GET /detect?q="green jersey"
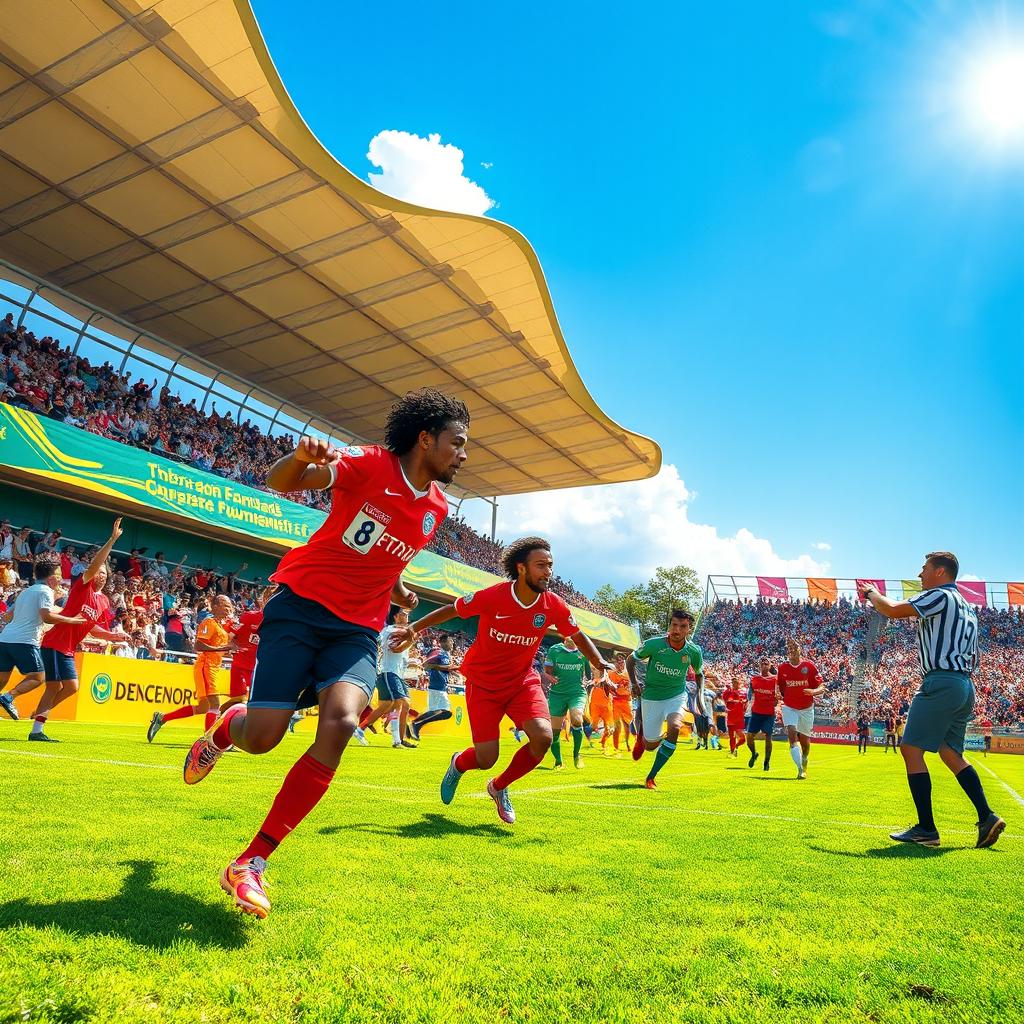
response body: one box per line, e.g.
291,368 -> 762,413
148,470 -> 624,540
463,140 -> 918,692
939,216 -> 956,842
633,636 -> 703,701
545,643 -> 589,695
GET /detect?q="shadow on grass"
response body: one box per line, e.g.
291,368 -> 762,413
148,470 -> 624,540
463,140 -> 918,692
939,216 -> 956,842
0,860 -> 248,950
806,842 -> 959,859
321,813 -> 510,840
590,782 -> 646,791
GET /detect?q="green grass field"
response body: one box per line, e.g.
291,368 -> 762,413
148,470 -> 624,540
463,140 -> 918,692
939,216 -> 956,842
0,722 -> 1021,1024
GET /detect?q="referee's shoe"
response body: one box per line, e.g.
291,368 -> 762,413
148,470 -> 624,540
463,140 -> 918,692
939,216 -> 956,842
890,824 -> 941,847
976,812 -> 1006,849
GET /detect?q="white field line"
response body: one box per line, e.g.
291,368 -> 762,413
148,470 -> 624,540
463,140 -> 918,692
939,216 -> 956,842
970,756 -> 1024,809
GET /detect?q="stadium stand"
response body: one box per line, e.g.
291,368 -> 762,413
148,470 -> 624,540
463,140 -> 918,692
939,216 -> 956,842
699,597 -> 1024,728
0,311 -> 611,616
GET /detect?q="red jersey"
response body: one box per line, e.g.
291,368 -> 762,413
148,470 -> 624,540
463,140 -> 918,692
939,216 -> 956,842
228,609 -> 264,670
749,674 -> 779,715
776,660 -> 823,711
454,582 -> 578,693
40,576 -> 111,655
721,685 -> 747,725
272,445 -> 447,632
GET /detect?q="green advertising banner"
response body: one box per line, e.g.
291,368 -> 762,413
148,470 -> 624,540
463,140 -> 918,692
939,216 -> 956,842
0,404 -> 637,648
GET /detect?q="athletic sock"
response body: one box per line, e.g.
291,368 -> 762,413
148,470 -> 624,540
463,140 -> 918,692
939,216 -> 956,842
647,739 -> 676,781
163,704 -> 196,723
955,765 -> 992,822
239,752 -> 334,861
493,744 -> 544,789
550,734 -> 562,766
204,711 -> 217,731
390,719 -> 401,743
31,714 -> 46,735
790,743 -> 802,771
211,704 -> 246,751
358,705 -> 373,729
413,709 -> 452,733
907,771 -> 936,831
571,726 -> 584,760
454,747 -> 479,773
613,730 -> 620,751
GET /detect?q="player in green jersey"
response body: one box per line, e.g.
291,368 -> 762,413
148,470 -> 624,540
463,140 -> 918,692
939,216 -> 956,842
544,635 -> 591,769
625,609 -> 704,789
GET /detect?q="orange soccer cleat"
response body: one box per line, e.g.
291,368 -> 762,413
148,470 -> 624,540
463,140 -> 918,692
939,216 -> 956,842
221,857 -> 270,918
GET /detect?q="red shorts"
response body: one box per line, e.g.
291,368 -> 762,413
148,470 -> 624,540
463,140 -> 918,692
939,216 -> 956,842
229,663 -> 253,699
465,677 -> 548,743
727,717 -> 746,732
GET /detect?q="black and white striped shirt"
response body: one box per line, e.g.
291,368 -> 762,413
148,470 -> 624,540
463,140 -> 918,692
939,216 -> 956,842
908,584 -> 978,675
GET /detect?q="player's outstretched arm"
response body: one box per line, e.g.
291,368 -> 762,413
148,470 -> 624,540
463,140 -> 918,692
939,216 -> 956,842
391,579 -> 419,611
83,517 -> 122,584
573,632 -> 613,674
266,436 -> 337,493
860,585 -> 918,620
387,603 -> 459,652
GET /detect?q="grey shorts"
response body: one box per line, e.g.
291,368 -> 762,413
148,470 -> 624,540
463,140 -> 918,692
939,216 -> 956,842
902,671 -> 974,754
428,689 -> 451,712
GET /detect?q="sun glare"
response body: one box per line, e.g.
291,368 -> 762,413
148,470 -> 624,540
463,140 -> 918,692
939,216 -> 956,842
959,45 -> 1024,149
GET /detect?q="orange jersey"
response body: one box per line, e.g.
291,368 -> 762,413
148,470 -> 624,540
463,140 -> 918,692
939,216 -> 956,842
195,616 -> 230,669
608,670 -> 632,701
589,686 -> 611,714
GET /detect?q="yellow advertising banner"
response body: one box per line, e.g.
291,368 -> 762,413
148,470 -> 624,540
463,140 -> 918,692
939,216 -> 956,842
902,579 -> 923,597
75,653 -> 229,726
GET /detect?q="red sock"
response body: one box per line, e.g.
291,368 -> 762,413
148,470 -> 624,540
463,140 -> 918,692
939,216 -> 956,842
358,705 -> 373,729
212,704 -> 245,750
493,743 -> 543,790
454,747 -> 479,773
204,711 -> 217,731
162,704 -> 195,722
239,752 -> 335,862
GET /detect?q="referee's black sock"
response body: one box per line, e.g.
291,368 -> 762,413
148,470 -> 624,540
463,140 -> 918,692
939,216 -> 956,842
955,765 -> 992,822
413,709 -> 452,733
907,772 -> 936,831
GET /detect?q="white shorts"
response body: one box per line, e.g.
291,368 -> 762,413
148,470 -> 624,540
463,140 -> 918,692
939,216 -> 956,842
641,694 -> 686,737
781,705 -> 814,735
427,690 -> 451,712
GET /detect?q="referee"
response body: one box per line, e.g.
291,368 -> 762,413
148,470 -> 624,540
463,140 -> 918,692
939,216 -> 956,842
861,552 -> 1005,849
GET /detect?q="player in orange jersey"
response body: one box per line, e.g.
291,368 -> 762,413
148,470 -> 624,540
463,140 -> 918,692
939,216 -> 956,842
605,652 -> 634,755
148,594 -> 234,741
587,671 -> 615,756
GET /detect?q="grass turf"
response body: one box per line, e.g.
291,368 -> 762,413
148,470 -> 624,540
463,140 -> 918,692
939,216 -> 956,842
0,722 -> 1021,1024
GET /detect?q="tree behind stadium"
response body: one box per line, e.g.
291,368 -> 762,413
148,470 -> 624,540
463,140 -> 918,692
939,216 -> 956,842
594,564 -> 702,636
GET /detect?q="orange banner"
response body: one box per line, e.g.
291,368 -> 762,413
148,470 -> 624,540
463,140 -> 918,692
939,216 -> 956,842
807,578 -> 837,603
1008,583 -> 1024,607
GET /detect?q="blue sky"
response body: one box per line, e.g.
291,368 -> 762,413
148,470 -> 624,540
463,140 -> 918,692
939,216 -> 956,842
251,0 -> 1023,596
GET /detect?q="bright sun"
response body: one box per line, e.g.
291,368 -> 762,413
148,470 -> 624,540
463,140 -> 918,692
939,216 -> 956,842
959,45 -> 1024,148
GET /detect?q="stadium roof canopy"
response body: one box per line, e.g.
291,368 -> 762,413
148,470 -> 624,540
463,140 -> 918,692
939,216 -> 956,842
0,0 -> 661,498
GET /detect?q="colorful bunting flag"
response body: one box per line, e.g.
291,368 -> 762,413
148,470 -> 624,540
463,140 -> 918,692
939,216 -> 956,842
1009,583 -> 1024,607
807,578 -> 838,603
902,579 -> 922,598
956,581 -> 987,606
756,576 -> 789,600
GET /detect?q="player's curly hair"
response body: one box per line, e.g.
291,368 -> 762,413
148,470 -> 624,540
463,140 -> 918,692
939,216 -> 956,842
384,388 -> 470,456
500,536 -> 551,580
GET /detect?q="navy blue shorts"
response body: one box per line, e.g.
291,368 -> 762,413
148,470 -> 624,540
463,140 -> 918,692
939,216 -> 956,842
377,671 -> 409,701
248,585 -> 378,711
0,642 -> 43,675
41,647 -> 76,683
746,712 -> 776,735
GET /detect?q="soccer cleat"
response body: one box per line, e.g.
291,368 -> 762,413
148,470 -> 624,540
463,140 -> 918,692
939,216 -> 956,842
552,762 -> 565,772
183,730 -> 225,785
976,813 -> 1006,849
146,711 -> 164,743
890,824 -> 941,847
797,769 -> 806,780
353,727 -> 369,747
0,692 -> 19,720
440,752 -> 463,805
644,777 -> 658,790
486,779 -> 516,824
574,755 -> 584,770
28,731 -> 58,742
221,857 -> 270,918
392,742 -> 403,749
401,739 -> 418,749
748,751 -> 760,769
763,760 -> 771,771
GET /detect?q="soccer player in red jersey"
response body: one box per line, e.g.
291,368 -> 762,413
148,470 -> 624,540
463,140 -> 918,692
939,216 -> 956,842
182,389 -> 468,918
721,674 -> 748,757
23,518 -> 129,741
776,639 -> 826,779
224,584 -> 276,710
388,537 -> 612,825
744,656 -> 779,770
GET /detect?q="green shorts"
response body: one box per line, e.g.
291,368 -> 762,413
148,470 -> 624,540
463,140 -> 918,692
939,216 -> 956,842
548,689 -> 586,718
902,671 -> 975,754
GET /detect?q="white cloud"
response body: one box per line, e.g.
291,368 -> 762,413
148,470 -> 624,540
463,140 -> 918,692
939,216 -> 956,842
458,464 -> 830,594
366,131 -> 495,216
812,541 -> 832,551
480,161 -> 493,169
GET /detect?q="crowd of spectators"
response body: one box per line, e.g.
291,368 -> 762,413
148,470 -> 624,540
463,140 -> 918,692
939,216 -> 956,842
0,311 -> 612,616
698,597 -> 1024,728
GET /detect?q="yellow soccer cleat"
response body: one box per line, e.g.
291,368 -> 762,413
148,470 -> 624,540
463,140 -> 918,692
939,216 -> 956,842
221,857 -> 270,918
